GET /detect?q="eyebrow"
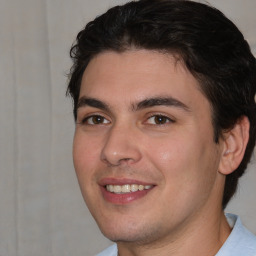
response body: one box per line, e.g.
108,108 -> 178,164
77,96 -> 190,113
134,96 -> 190,112
77,97 -> 110,112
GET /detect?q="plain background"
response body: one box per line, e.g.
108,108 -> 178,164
0,0 -> 255,255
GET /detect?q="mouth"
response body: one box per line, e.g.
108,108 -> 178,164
99,179 -> 155,204
105,184 -> 153,194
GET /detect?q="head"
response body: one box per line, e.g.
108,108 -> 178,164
67,0 -> 256,209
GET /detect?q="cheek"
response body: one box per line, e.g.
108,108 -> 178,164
72,133 -> 101,204
146,135 -> 192,174
72,132 -> 101,184
146,136 -> 220,219
146,132 -> 218,190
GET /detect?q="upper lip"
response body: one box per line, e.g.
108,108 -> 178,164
98,177 -> 155,186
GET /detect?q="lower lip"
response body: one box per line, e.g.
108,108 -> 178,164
100,186 -> 153,204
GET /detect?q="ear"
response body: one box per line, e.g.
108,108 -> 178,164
218,116 -> 250,175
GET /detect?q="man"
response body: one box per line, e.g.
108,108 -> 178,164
67,0 -> 256,255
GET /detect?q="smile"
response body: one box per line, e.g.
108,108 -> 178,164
106,184 -> 153,194
100,178 -> 155,204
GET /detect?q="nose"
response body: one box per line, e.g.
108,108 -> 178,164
100,124 -> 142,166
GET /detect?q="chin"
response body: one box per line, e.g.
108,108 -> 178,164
98,220 -> 141,242
98,220 -> 164,246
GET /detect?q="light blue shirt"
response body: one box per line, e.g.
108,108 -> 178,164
96,214 -> 256,256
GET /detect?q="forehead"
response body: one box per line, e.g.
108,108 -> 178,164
79,50 -> 209,111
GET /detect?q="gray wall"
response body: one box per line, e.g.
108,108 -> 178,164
0,0 -> 255,255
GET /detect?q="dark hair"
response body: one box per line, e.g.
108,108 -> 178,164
67,0 -> 256,208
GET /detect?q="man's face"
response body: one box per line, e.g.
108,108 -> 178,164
73,50 -> 225,245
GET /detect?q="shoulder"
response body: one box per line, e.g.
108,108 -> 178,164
96,244 -> 117,256
216,214 -> 256,256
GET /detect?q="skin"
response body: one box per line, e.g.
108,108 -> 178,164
73,50 -> 237,256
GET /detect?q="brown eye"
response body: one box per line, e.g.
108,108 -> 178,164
83,115 -> 110,125
91,116 -> 104,124
154,116 -> 168,124
147,115 -> 172,125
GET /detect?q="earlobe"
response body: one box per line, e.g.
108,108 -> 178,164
218,116 -> 250,175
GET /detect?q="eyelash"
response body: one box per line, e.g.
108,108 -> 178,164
146,114 -> 174,125
79,115 -> 110,125
78,113 -> 174,127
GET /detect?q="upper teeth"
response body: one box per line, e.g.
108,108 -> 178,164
106,184 -> 152,193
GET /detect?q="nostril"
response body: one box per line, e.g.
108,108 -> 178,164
122,158 -> 132,161
101,156 -> 133,167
